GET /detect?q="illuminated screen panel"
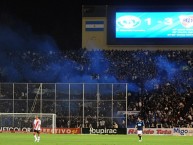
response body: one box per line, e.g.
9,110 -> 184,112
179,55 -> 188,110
107,6 -> 193,45
116,12 -> 193,38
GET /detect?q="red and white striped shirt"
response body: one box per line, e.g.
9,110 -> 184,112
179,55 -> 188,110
33,118 -> 41,131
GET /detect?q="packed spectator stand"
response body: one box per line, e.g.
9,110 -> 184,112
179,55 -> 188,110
0,48 -> 193,129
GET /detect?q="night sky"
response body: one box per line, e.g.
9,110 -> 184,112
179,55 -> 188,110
0,0 -> 82,50
0,0 -> 193,51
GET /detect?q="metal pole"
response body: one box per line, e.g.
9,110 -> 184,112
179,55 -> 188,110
55,83 -> 56,114
13,83 -> 14,113
27,83 -> 28,113
97,83 -> 99,128
69,84 -> 71,126
40,83 -> 42,114
126,83 -> 128,128
13,83 -> 14,127
112,84 -> 114,127
82,83 -> 85,128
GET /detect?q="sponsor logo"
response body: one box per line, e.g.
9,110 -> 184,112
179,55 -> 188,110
179,15 -> 193,28
41,128 -> 80,134
0,127 -> 31,132
89,128 -> 117,134
128,129 -> 172,134
173,128 -> 188,135
156,129 -> 172,134
116,16 -> 141,29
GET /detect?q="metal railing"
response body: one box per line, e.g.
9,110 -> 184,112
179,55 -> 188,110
0,83 -> 138,128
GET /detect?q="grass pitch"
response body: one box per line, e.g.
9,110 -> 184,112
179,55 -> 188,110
0,133 -> 192,145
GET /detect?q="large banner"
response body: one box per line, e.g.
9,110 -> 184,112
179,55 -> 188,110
82,128 -> 126,135
127,128 -> 173,135
1,126 -> 193,136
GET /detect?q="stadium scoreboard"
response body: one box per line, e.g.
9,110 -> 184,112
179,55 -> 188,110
107,6 -> 193,45
82,5 -> 193,49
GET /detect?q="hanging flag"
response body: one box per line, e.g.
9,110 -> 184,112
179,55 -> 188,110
85,21 -> 104,31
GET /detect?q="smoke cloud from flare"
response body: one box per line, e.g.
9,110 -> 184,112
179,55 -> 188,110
0,16 -> 190,95
0,17 -> 119,83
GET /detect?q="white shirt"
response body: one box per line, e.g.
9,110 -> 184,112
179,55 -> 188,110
33,119 -> 41,131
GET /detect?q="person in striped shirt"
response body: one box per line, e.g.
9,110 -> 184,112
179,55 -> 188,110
33,115 -> 41,142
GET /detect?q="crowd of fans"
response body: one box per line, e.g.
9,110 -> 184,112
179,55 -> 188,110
0,48 -> 193,128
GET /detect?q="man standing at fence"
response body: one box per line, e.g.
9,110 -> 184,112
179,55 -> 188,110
33,115 -> 41,142
135,116 -> 145,142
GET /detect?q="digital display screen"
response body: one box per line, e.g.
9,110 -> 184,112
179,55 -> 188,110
107,6 -> 193,45
116,12 -> 193,38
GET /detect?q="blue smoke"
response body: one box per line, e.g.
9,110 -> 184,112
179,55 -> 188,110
144,56 -> 178,91
0,17 -> 119,83
144,55 -> 189,92
156,56 -> 178,80
0,15 -> 192,97
127,83 -> 140,93
88,50 -> 109,75
144,77 -> 161,91
0,20 -> 60,82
